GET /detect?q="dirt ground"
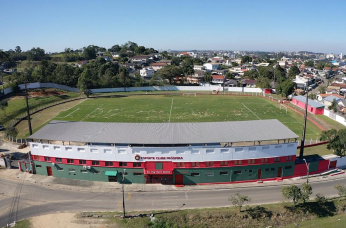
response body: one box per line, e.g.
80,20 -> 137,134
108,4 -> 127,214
16,99 -> 85,137
29,213 -> 113,228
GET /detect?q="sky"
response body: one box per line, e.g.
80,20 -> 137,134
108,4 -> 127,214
1,0 -> 346,54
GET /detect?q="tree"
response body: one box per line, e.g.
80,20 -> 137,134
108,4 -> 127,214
225,72 -> 234,79
83,46 -> 96,60
288,66 -> 300,78
281,185 -> 302,206
276,79 -> 296,97
301,183 -> 313,204
320,129 -> 337,141
109,44 -> 121,53
181,59 -> 194,76
255,76 -> 271,88
308,93 -> 317,100
78,68 -> 92,97
156,65 -> 182,85
318,86 -> 327,94
27,47 -> 46,61
335,184 -> 346,198
241,56 -> 252,63
328,98 -> 338,113
204,72 -> 212,83
15,46 -> 22,53
6,126 -> 18,138
326,129 -> 346,157
171,57 -> 181,66
305,60 -> 314,67
228,193 -> 251,212
244,70 -> 259,79
0,100 -> 8,115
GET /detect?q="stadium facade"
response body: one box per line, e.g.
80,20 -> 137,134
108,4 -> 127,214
25,119 -> 301,185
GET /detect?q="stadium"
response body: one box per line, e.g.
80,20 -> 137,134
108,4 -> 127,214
26,119 -> 299,184
15,92 -> 340,184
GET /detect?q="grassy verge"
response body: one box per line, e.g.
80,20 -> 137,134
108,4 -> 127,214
314,115 -> 346,131
0,89 -> 80,125
297,143 -> 332,157
283,213 -> 346,228
13,219 -> 31,228
91,197 -> 346,228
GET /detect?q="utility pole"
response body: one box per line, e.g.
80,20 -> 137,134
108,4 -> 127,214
122,169 -> 126,219
303,159 -> 309,184
25,81 -> 33,135
299,79 -> 309,159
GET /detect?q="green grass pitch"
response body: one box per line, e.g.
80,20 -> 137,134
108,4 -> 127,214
54,94 -> 321,138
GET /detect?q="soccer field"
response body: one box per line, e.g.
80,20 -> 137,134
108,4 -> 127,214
54,94 -> 321,139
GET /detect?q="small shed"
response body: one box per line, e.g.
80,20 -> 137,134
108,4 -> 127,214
292,95 -> 325,115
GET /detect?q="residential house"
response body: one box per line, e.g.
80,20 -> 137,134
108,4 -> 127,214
158,59 -> 172,65
211,75 -> 225,84
177,52 -> 190,57
224,79 -> 238,87
131,55 -> 152,64
203,63 -> 220,71
112,53 -> 120,58
211,69 -> 228,75
77,60 -> 89,67
278,60 -> 288,67
152,62 -> 168,71
317,93 -> 343,102
241,79 -> 256,88
324,95 -> 342,107
139,67 -> 155,79
193,65 -> 206,71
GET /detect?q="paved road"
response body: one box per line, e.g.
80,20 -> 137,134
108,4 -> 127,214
1,176 -> 346,227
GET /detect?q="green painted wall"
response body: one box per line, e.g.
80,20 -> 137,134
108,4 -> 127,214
33,161 -> 145,184
175,162 -> 295,185
33,161 -> 296,185
308,161 -> 319,173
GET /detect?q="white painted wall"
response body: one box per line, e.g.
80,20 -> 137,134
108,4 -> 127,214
323,108 -> 346,126
30,142 -> 297,163
329,156 -> 346,169
2,82 -> 263,96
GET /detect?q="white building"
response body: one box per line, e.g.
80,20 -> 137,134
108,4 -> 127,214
203,63 -> 220,71
193,65 -> 206,71
140,68 -> 155,78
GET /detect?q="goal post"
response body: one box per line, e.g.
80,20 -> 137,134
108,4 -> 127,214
183,93 -> 197,97
280,104 -> 288,113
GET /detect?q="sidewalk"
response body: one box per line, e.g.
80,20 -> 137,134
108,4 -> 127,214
1,167 -> 345,193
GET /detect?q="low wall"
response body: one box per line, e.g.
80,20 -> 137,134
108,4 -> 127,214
323,108 -> 346,126
3,82 -> 263,95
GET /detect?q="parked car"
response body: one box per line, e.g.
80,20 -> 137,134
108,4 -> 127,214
0,125 -> 4,131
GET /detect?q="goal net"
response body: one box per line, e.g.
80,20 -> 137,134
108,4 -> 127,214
183,93 -> 197,97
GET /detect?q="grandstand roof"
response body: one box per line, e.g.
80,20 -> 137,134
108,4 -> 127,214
29,120 -> 298,144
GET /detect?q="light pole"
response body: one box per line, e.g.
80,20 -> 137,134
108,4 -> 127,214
122,169 -> 126,219
303,159 -> 309,184
299,79 -> 309,159
24,77 -> 33,135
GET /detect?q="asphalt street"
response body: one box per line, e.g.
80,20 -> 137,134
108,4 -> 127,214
1,176 -> 346,227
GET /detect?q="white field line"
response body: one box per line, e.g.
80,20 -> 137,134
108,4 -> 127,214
80,104 -> 104,121
55,99 -> 87,119
242,103 -> 261,120
32,99 -> 87,132
168,98 -> 174,122
55,108 -> 79,118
